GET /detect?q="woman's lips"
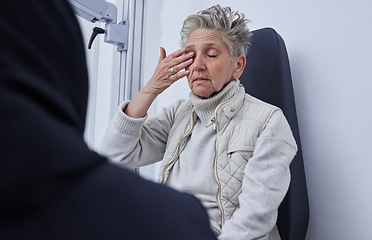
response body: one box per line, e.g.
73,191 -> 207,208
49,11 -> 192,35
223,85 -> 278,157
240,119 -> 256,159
193,78 -> 209,83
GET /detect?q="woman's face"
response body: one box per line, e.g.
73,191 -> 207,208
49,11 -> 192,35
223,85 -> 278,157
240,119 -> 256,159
185,28 -> 245,98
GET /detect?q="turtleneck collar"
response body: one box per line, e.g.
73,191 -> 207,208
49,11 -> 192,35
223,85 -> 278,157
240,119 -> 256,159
189,79 -> 240,126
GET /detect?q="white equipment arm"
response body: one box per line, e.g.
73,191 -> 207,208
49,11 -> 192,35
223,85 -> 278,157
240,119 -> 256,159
69,0 -> 128,51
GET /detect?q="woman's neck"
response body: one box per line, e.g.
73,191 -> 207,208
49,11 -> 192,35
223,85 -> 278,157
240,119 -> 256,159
189,79 -> 240,126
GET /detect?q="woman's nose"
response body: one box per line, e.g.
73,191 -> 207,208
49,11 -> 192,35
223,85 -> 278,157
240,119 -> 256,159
190,55 -> 206,71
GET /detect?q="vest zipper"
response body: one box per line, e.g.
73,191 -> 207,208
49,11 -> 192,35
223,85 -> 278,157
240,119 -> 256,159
160,141 -> 182,184
212,124 -> 224,227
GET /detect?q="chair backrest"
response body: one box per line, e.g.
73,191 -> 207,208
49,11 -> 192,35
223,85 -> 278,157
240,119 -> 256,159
240,27 -> 309,240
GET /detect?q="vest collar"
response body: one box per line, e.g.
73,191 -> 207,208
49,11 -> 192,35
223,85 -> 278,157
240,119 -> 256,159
214,84 -> 246,131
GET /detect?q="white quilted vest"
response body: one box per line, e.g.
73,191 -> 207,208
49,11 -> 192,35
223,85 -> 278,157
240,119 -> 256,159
159,86 -> 277,226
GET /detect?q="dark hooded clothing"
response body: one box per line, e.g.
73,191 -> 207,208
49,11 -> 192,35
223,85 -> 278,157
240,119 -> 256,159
0,1 -> 216,239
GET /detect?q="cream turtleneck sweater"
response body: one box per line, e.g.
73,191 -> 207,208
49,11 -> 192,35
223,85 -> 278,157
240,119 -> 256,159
167,80 -> 240,232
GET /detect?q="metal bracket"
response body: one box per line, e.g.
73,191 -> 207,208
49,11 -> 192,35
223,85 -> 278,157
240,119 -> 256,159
105,20 -> 129,52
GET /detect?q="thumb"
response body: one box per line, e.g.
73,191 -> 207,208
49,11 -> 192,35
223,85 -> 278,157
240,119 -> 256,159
158,47 -> 166,62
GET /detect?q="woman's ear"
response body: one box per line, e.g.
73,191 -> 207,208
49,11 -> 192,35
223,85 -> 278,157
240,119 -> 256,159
233,54 -> 246,79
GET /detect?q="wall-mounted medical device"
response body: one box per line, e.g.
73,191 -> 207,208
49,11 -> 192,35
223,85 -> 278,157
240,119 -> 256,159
68,0 -> 129,51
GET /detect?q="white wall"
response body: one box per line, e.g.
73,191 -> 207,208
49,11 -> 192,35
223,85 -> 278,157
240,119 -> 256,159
144,0 -> 372,239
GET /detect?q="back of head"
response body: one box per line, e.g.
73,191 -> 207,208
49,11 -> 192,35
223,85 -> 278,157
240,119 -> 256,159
180,4 -> 252,57
0,0 -> 98,216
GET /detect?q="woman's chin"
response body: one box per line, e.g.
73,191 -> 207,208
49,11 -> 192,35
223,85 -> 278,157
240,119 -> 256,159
192,90 -> 212,99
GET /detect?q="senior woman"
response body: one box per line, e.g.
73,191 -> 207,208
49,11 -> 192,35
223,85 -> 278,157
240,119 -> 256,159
101,5 -> 297,240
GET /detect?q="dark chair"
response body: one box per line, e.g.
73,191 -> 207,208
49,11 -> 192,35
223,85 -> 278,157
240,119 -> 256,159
240,27 -> 309,240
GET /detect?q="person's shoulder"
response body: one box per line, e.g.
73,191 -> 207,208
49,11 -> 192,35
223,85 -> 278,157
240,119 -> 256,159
155,99 -> 192,124
165,99 -> 192,115
243,93 -> 280,111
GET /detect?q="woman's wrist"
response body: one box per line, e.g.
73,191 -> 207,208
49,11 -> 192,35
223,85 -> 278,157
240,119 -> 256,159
124,88 -> 157,118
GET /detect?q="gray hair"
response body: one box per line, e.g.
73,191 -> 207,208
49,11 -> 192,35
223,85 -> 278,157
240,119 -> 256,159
180,5 -> 252,57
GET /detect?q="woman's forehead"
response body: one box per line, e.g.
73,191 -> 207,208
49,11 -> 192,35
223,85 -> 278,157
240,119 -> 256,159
185,28 -> 228,50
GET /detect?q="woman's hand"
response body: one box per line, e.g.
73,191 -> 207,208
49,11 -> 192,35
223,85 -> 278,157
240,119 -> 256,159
144,47 -> 194,95
124,47 -> 193,118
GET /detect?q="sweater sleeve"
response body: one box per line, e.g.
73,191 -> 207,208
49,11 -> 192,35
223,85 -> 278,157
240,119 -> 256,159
218,110 -> 297,240
100,100 -> 184,168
